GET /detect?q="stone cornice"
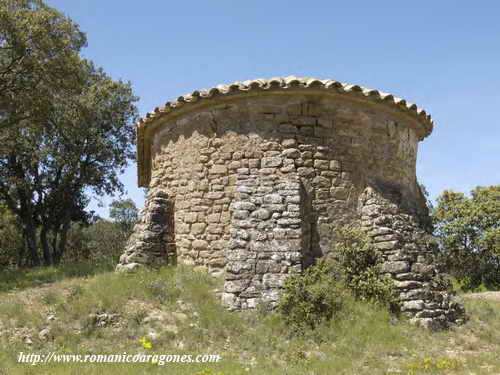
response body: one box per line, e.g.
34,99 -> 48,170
137,76 -> 434,187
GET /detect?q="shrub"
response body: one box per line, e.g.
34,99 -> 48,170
62,219 -> 128,268
334,226 -> 398,308
278,226 -> 398,334
278,258 -> 348,333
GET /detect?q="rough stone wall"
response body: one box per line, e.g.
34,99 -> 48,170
116,189 -> 173,272
359,185 -> 465,329
223,171 -> 306,310
116,92 -> 464,327
138,96 -> 423,277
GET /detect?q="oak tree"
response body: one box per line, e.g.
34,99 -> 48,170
433,186 -> 500,290
0,56 -> 138,266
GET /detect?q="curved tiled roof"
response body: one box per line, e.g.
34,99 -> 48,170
140,75 -> 433,128
137,76 -> 434,186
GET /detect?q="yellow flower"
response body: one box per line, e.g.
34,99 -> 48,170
139,336 -> 153,349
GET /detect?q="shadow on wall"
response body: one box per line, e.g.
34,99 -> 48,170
301,181 -> 322,269
369,178 -> 431,232
164,199 -> 177,265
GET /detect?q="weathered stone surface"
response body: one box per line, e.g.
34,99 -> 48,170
116,189 -> 171,272
222,174 -> 305,309
261,157 -> 282,168
401,300 -> 424,311
117,76 -> 465,328
381,261 -> 410,274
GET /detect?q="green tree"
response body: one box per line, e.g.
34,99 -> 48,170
109,198 -> 139,234
0,203 -> 24,267
62,219 -> 127,268
0,9 -> 138,268
0,59 -> 138,266
0,0 -> 86,130
433,186 -> 500,290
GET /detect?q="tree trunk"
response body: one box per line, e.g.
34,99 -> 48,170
51,230 -> 59,264
53,214 -> 71,265
23,219 -> 40,267
19,198 -> 40,267
40,225 -> 52,266
17,234 -> 27,268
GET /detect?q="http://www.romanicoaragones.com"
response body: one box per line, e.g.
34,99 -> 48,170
17,352 -> 222,366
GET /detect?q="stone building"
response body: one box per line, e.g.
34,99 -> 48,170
117,76 -> 464,328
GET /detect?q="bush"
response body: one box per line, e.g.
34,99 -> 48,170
278,258 -> 348,334
62,219 -> 128,268
334,226 -> 398,308
278,226 -> 398,334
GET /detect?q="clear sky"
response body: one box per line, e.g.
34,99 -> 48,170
45,0 -> 500,218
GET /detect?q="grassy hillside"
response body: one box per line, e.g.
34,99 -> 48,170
0,264 -> 499,375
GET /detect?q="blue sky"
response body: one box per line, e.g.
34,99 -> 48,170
46,0 -> 500,217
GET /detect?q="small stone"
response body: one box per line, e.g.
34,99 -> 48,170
209,165 -> 228,174
184,212 -> 197,223
395,280 -> 422,289
229,161 -> 241,169
282,138 -> 297,147
237,168 -> 250,175
282,148 -> 300,158
232,201 -> 256,211
259,168 -> 277,175
374,240 -> 399,250
374,234 -> 398,242
286,195 -> 300,204
285,204 -> 299,213
232,151 -> 244,160
261,157 -> 282,168
237,185 -> 254,194
297,167 -> 315,177
381,261 -> 409,274
400,289 -> 428,300
233,210 -> 249,219
314,160 -> 330,170
191,223 -> 207,235
401,300 -> 424,311
192,240 -> 208,250
248,159 -> 260,168
231,229 -> 250,240
263,194 -> 283,204
251,209 -> 271,220
38,328 -> 51,341
277,218 -> 301,226
206,191 -> 225,200
312,176 -> 330,188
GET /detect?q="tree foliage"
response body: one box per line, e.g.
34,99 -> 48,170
0,0 -> 138,267
433,185 -> 500,290
63,219 -> 129,267
0,0 -> 86,130
109,198 -> 139,234
0,203 -> 23,267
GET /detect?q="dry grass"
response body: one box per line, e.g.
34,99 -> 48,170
0,264 -> 499,375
